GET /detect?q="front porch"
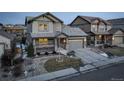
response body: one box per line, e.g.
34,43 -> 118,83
94,35 -> 112,46
88,35 -> 112,47
33,38 -> 55,54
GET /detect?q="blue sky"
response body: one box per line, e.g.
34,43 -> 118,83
0,12 -> 124,24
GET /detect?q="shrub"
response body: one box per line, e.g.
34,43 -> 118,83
13,64 -> 23,77
1,53 -> 12,67
27,44 -> 34,57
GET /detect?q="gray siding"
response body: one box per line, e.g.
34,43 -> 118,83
70,17 -> 91,32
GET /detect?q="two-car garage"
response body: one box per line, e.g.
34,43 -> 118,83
68,38 -> 86,50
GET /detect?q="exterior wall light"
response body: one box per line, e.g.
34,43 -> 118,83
112,36 -> 115,40
99,35 -> 102,38
84,38 -> 86,42
63,39 -> 66,43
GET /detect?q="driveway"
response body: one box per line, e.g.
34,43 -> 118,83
75,48 -> 109,64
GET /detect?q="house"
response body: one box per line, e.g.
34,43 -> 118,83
107,18 -> 124,47
25,12 -> 87,55
3,24 -> 27,42
70,16 -> 112,47
0,30 -> 15,58
108,18 -> 124,30
108,28 -> 124,47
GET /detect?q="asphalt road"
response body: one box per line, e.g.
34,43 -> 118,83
61,62 -> 124,81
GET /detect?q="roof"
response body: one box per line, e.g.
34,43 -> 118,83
108,28 -> 124,34
62,25 -> 88,37
26,12 -> 63,24
0,30 -> 15,40
108,18 -> 124,25
31,33 -> 56,38
108,18 -> 124,30
91,31 -> 110,35
71,16 -> 110,25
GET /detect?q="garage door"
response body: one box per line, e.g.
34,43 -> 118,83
68,40 -> 84,50
114,36 -> 123,45
0,44 -> 4,58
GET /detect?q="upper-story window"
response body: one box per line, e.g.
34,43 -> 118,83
99,25 -> 105,32
92,25 -> 97,32
38,23 -> 48,31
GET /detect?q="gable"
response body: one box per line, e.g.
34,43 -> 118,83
28,12 -> 63,24
114,30 -> 124,35
71,16 -> 90,25
36,16 -> 52,22
92,19 -> 99,24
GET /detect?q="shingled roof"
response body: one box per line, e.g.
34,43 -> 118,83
62,25 -> 88,37
108,28 -> 124,34
0,30 -> 14,40
108,18 -> 124,25
79,16 -> 110,25
25,12 -> 63,24
108,18 -> 124,30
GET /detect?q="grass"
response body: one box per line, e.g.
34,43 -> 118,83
44,57 -> 82,72
102,47 -> 124,56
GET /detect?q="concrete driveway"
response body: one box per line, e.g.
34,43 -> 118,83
75,48 -> 109,64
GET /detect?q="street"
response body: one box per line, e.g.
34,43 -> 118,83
61,62 -> 124,81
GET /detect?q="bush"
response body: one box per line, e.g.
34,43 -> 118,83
44,57 -> 82,72
27,44 -> 34,57
45,52 -> 49,55
1,53 -> 12,67
13,64 -> 23,77
13,57 -> 24,65
12,57 -> 24,77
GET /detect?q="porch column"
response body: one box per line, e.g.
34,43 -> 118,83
66,38 -> 69,50
55,38 -> 58,51
33,39 -> 36,55
94,36 -> 97,46
84,37 -> 87,48
104,35 -> 107,44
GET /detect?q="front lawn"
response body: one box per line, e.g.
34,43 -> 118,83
102,47 -> 124,56
44,57 -> 82,72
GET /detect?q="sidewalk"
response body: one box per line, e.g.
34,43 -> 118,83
21,56 -> 124,81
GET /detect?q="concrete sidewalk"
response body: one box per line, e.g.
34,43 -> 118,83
21,68 -> 78,81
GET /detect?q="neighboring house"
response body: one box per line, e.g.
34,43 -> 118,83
25,12 -> 87,54
108,28 -> 124,47
3,24 -> 27,42
108,18 -> 124,30
0,30 -> 14,58
70,16 -> 112,46
107,18 -> 124,47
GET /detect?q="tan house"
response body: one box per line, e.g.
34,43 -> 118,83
70,16 -> 112,47
109,28 -> 124,47
25,12 -> 87,54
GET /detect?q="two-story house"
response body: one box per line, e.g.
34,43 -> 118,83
70,16 -> 112,47
25,12 -> 87,55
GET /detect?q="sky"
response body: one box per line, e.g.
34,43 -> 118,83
0,12 -> 124,25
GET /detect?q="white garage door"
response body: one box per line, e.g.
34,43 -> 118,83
68,40 -> 83,50
114,36 -> 123,45
0,44 -> 4,58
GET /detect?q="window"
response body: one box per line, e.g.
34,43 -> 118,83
92,25 -> 96,32
39,23 -> 48,31
39,38 -> 48,44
